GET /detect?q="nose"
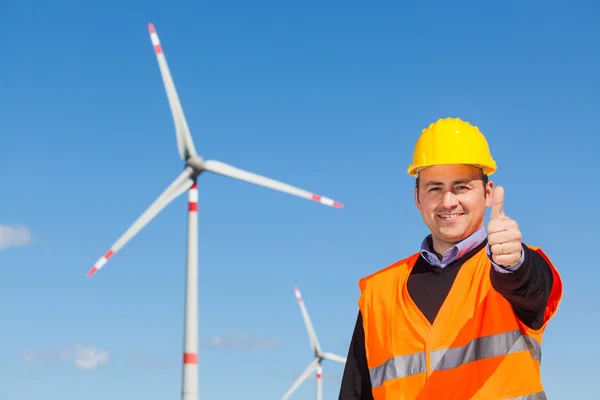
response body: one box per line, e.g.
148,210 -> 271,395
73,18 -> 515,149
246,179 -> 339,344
441,191 -> 459,208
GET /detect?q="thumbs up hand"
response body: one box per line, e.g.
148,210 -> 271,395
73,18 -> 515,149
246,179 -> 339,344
487,186 -> 523,267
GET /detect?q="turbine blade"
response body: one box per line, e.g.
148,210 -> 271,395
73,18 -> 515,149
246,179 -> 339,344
294,286 -> 322,354
86,167 -> 195,277
323,352 -> 347,364
281,358 -> 319,400
148,22 -> 197,160
202,160 -> 343,209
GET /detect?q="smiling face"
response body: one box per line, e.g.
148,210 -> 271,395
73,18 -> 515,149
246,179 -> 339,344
414,164 -> 494,254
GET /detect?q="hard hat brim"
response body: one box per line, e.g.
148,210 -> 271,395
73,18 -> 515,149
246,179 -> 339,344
408,163 -> 497,177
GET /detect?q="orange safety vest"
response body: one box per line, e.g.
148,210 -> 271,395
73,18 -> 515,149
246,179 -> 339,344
358,244 -> 562,400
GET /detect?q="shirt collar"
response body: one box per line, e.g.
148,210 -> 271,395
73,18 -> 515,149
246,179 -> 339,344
420,226 -> 487,268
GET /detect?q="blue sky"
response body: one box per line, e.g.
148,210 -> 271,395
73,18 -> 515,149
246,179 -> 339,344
1,0 -> 599,398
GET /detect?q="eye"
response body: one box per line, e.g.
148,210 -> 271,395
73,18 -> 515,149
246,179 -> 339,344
455,185 -> 469,192
428,187 -> 441,192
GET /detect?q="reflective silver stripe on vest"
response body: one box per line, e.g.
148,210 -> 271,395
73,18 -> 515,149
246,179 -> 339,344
507,391 -> 547,400
369,330 -> 541,389
524,335 -> 542,362
369,352 -> 427,388
430,330 -> 541,371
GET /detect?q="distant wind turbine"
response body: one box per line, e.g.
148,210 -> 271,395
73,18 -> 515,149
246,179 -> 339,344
281,286 -> 347,400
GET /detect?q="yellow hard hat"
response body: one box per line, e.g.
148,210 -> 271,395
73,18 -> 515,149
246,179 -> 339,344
407,117 -> 497,177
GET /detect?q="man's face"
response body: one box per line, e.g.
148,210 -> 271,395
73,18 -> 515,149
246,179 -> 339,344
414,164 -> 494,250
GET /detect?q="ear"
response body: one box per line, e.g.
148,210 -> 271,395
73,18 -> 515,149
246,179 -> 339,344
414,185 -> 421,210
484,180 -> 495,208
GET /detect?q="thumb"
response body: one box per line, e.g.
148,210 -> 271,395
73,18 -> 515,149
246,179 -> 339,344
490,186 -> 505,219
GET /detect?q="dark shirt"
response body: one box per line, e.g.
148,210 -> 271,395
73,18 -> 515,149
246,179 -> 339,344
337,239 -> 554,400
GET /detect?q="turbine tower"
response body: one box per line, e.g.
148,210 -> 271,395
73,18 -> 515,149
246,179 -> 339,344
281,286 -> 347,400
86,23 -> 343,400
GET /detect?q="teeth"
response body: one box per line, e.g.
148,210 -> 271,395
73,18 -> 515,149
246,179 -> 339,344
440,214 -> 461,219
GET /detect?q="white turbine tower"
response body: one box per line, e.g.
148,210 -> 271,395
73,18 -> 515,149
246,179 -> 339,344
281,286 -> 347,400
86,23 -> 344,400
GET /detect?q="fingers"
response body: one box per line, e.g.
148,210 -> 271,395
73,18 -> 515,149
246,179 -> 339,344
486,191 -> 523,267
487,228 -> 522,246
491,252 -> 521,267
489,241 -> 521,256
487,218 -> 519,236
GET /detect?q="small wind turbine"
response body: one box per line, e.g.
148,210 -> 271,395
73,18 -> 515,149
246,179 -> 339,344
281,286 -> 347,400
86,23 -> 343,400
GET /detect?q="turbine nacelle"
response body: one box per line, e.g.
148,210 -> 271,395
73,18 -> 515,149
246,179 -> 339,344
186,155 -> 206,173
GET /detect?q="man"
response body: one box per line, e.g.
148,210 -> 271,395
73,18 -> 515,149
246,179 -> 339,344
338,117 -> 562,400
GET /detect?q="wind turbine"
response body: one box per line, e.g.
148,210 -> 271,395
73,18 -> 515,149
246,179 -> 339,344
281,286 -> 347,400
86,23 -> 343,400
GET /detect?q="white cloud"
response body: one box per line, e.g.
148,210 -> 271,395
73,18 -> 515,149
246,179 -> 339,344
0,224 -> 33,250
206,332 -> 282,350
21,345 -> 109,370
